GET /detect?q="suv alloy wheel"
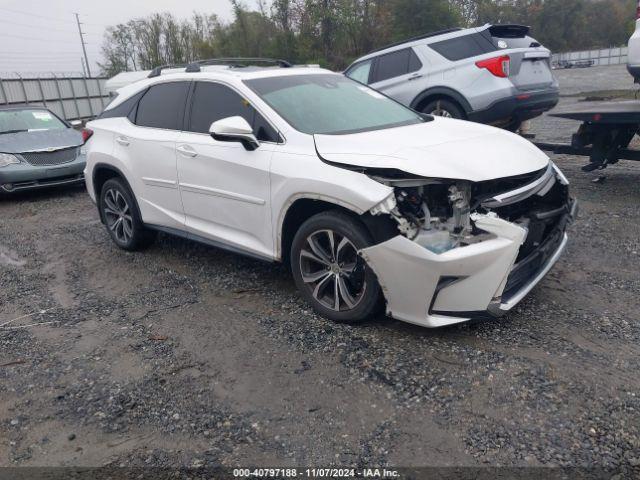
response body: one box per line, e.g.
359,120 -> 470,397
99,178 -> 156,251
290,211 -> 383,323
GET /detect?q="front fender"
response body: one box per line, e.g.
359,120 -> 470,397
270,151 -> 393,259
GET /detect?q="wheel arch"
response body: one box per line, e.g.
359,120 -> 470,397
277,195 -> 398,264
410,87 -> 472,117
92,163 -> 139,224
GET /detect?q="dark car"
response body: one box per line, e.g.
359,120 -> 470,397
0,105 -> 91,193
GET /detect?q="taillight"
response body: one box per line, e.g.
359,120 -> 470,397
637,0 -> 640,19
476,55 -> 510,78
81,128 -> 94,143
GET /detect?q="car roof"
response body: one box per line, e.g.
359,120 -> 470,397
349,24 -> 490,64
107,66 -> 336,110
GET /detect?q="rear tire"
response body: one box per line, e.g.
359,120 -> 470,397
422,98 -> 464,119
99,178 -> 156,251
290,210 -> 383,324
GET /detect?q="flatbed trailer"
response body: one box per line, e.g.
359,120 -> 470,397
533,100 -> 640,171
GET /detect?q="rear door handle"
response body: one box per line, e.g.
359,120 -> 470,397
408,73 -> 423,81
115,136 -> 130,146
176,144 -> 198,158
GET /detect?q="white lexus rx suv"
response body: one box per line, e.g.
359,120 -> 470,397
84,60 -> 576,328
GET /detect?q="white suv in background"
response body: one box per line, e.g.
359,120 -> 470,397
628,1 -> 640,81
84,60 -> 575,328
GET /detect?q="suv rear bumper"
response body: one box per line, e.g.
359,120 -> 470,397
469,88 -> 559,126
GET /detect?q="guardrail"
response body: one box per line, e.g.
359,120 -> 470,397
552,46 -> 628,68
0,74 -> 109,121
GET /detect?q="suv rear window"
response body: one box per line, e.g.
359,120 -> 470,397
370,48 -> 422,83
429,33 -> 496,61
483,25 -> 536,49
135,82 -> 190,130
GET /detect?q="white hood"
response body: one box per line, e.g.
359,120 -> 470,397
314,117 -> 549,182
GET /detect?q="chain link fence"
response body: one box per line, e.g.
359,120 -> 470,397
552,46 -> 628,68
0,73 -> 109,121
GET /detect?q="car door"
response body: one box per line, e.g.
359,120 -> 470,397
115,81 -> 190,229
369,48 -> 424,106
175,81 -> 279,259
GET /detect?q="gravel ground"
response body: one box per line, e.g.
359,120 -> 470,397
1,66 -> 640,476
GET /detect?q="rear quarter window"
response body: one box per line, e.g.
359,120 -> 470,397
429,33 -> 496,61
135,82 -> 190,130
98,90 -> 147,120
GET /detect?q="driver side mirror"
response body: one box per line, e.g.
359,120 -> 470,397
209,116 -> 259,151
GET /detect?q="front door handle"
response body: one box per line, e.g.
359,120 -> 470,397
177,145 -> 198,158
115,136 -> 130,146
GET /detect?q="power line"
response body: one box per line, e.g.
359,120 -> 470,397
0,18 -> 102,35
0,6 -> 78,24
0,33 -> 85,44
0,53 -> 100,58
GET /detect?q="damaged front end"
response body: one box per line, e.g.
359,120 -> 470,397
361,163 -> 577,328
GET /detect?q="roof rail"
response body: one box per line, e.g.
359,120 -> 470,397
369,28 -> 463,54
148,64 -> 187,78
186,57 -> 292,72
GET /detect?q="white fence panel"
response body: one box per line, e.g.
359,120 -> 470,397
552,46 -> 628,68
0,75 -> 110,121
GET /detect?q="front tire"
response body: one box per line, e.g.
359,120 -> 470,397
290,210 -> 383,323
99,178 -> 156,251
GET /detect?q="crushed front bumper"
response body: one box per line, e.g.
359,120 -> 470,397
360,198 -> 577,328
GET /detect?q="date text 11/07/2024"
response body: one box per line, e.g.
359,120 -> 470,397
232,468 -> 400,478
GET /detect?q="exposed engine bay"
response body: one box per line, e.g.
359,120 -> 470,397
368,163 -> 571,257
358,162 -> 576,328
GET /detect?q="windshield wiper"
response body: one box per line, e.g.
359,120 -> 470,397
0,129 -> 28,135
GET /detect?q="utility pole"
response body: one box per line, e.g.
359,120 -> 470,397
74,13 -> 91,77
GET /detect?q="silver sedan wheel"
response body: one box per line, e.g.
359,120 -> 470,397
430,101 -> 453,118
103,188 -> 133,244
299,229 -> 367,312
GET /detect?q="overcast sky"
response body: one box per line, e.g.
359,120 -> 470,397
0,0 -> 234,76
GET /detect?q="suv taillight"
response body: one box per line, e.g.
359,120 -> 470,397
476,55 -> 510,78
81,128 -> 94,143
637,0 -> 640,19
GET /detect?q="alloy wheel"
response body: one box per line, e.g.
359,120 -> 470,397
430,100 -> 453,118
299,229 -> 367,312
103,188 -> 133,244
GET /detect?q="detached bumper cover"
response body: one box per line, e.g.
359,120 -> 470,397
360,198 -> 577,328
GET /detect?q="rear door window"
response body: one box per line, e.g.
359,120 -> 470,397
429,33 -> 496,61
371,48 -> 422,83
188,81 -> 280,142
135,82 -> 190,130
